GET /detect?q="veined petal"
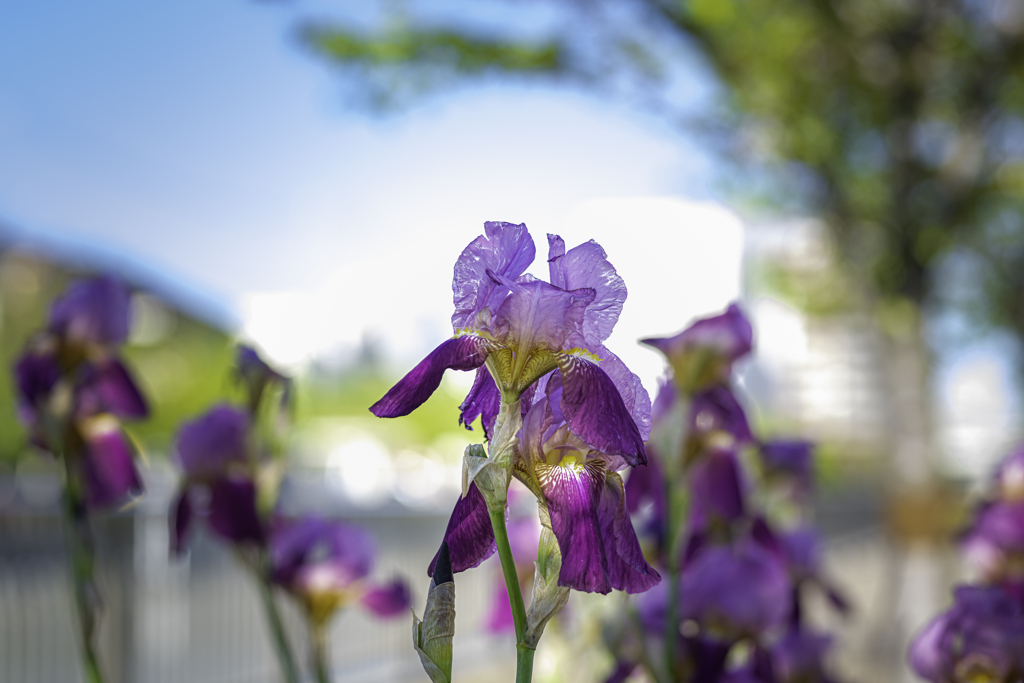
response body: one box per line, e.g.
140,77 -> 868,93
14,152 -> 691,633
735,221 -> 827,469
490,273 -> 594,351
557,354 -> 646,466
599,472 -> 660,593
360,578 -> 412,618
452,222 -> 536,330
428,482 -> 496,576
208,477 -> 265,546
371,335 -> 494,418
459,367 -> 500,439
547,234 -> 627,345
586,341 -> 652,442
49,274 -> 132,346
80,418 -> 143,509
538,456 -> 611,594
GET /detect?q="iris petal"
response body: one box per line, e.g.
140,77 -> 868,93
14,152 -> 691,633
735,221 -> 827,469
452,221 -> 536,330
81,422 -> 143,509
547,234 -> 627,345
557,354 -> 646,466
171,490 -> 192,555
360,578 -> 411,617
428,482 -> 497,576
371,335 -> 494,418
208,477 -> 264,545
599,472 -> 661,593
459,366 -> 500,439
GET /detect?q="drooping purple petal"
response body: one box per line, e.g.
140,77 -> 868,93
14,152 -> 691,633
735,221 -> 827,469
452,222 -> 536,330
538,457 -> 612,593
49,274 -> 132,346
680,539 -> 791,639
175,404 -> 251,479
76,358 -> 149,420
585,341 -> 652,442
13,347 -> 61,408
557,354 -> 646,466
428,482 -> 497,576
491,276 -> 594,355
360,578 -> 412,617
207,476 -> 265,546
599,472 -> 660,593
370,335 -> 494,418
459,367 -> 501,439
80,420 -> 143,509
171,489 -> 193,555
690,386 -> 753,444
688,449 -> 746,533
546,234 -> 627,345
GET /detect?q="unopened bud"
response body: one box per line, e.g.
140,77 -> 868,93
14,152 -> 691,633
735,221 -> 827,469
463,444 -> 509,512
524,513 -> 569,648
413,542 -> 455,683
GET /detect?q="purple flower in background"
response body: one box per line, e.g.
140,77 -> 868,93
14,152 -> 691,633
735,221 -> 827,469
236,344 -> 292,414
961,501 -> 1024,580
772,628 -> 835,683
689,385 -> 754,445
270,517 -> 410,625
171,405 -> 263,552
48,274 -> 132,347
760,440 -> 815,493
371,222 -> 649,465
641,303 -> 753,394
484,515 -> 541,633
687,448 -> 747,534
993,443 -> 1024,501
909,585 -> 1024,683
680,538 -> 791,640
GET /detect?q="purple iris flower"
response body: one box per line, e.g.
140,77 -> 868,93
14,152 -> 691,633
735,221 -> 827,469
760,440 -> 815,493
689,386 -> 754,445
48,274 -> 132,347
908,585 -> 1024,683
687,448 -> 747,534
641,303 -> 753,394
236,344 -> 292,414
270,517 -> 410,624
171,405 -> 264,552
679,537 -> 791,641
960,501 -> 1024,580
772,628 -> 835,683
994,445 -> 1024,501
371,222 -> 648,464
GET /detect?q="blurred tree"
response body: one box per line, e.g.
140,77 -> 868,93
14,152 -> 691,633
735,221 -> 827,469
297,0 -> 1024,482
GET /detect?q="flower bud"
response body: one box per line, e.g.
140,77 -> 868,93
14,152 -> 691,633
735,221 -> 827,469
524,512 -> 569,648
413,542 -> 455,683
463,444 -> 510,512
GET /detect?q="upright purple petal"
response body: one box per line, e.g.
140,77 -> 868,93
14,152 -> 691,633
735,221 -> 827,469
599,472 -> 661,593
49,275 -> 131,346
207,476 -> 265,546
491,276 -> 595,355
557,354 -> 646,466
175,404 -> 250,479
547,234 -> 627,345
76,359 -> 149,420
428,482 -> 497,576
370,335 -> 494,418
271,517 -> 377,588
360,578 -> 412,617
688,449 -> 747,532
452,222 -> 536,330
690,386 -> 753,444
13,347 -> 61,408
80,420 -> 143,509
459,367 -> 501,439
538,457 -> 611,593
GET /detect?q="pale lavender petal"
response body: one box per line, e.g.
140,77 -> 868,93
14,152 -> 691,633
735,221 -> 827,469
688,449 -> 746,532
175,404 -> 250,479
370,335 -> 493,418
171,490 -> 192,555
270,517 -> 332,585
459,367 -> 500,439
507,516 -> 542,563
208,477 -> 265,546
452,222 -> 536,330
428,482 -> 497,576
77,359 -> 149,420
49,274 -> 131,346
557,354 -> 646,466
547,234 -> 627,344
907,613 -> 946,682
81,422 -> 142,509
599,472 -> 660,593
690,386 -> 753,444
360,578 -> 411,617
539,457 -> 611,593
491,276 -> 594,353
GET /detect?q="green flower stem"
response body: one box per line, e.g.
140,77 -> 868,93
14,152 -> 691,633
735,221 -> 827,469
311,621 -> 332,683
256,572 -> 301,683
489,507 -> 534,683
